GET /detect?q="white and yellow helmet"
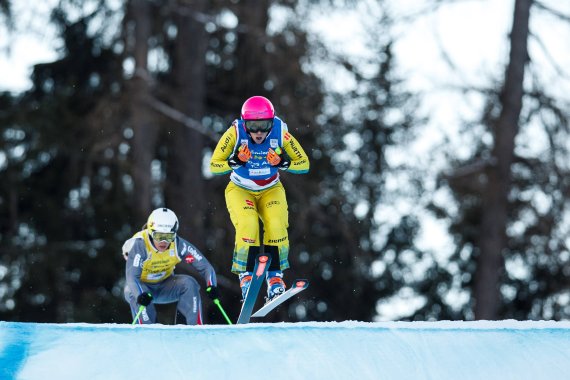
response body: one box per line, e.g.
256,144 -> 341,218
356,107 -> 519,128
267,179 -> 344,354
147,208 -> 178,242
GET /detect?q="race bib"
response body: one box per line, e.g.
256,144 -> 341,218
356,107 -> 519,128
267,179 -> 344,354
249,168 -> 271,176
147,272 -> 166,281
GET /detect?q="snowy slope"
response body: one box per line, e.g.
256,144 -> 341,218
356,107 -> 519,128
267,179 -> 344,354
1,321 -> 570,380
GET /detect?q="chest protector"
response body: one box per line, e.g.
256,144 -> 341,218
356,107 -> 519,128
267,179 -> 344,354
231,117 -> 285,190
138,230 -> 181,283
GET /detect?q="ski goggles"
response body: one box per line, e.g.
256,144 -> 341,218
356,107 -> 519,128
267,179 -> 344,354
245,119 -> 273,133
151,231 -> 176,243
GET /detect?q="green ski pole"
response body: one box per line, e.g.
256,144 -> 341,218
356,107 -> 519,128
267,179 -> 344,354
132,305 -> 145,325
213,298 -> 233,325
207,286 -> 233,325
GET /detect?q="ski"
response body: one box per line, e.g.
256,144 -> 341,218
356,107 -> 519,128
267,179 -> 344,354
236,253 -> 271,324
251,279 -> 309,318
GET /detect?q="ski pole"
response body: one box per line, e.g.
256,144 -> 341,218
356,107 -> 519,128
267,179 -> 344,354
207,286 -> 233,325
132,305 -> 145,325
213,298 -> 233,325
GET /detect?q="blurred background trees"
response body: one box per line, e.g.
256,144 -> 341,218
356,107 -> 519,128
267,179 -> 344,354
0,0 -> 569,323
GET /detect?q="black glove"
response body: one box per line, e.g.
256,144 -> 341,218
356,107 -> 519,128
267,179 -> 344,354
206,286 -> 219,300
277,153 -> 291,170
137,292 -> 153,307
228,154 -> 246,169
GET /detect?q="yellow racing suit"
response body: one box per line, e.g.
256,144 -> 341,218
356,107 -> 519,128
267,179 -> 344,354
210,118 -> 309,273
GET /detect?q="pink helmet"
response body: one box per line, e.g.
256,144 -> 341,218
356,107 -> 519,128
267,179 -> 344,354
241,96 -> 275,120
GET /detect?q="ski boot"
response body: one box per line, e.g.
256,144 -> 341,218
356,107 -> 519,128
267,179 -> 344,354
266,270 -> 286,301
239,272 -> 253,301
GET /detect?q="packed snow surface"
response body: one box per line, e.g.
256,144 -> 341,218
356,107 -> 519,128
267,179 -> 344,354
1,320 -> 570,379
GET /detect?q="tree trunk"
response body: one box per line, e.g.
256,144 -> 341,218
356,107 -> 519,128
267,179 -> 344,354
165,0 -> 208,244
234,0 -> 270,95
474,0 -> 531,320
129,0 -> 158,222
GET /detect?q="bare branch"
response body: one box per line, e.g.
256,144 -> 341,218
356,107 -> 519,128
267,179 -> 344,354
163,2 -> 268,37
529,32 -> 570,80
391,0 -> 485,23
534,1 -> 570,23
146,96 -> 220,142
434,23 -> 460,74
443,157 -> 496,179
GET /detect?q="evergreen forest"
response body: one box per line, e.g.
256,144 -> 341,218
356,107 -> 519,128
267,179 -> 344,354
1,0 -> 570,324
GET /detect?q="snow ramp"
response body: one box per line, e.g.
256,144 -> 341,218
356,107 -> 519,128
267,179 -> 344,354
1,320 -> 570,380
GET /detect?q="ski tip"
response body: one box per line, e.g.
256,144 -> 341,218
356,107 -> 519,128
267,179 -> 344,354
251,279 -> 309,318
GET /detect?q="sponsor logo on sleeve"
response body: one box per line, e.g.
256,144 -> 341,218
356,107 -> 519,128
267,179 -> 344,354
220,134 -> 232,153
289,140 -> 303,159
133,254 -> 141,267
188,246 -> 203,261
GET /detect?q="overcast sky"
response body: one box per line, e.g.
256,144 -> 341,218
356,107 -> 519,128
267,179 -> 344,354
0,0 -> 515,93
4,1 -> 569,99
